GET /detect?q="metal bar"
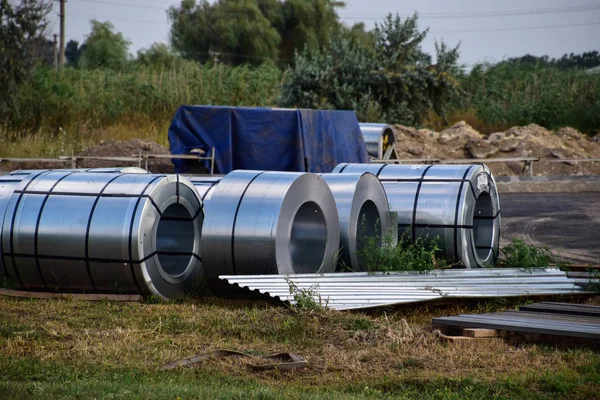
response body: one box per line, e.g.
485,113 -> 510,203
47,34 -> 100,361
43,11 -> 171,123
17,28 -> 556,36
210,147 -> 215,175
432,312 -> 600,339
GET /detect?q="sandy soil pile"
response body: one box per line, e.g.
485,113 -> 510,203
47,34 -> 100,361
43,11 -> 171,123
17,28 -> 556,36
391,122 -> 600,176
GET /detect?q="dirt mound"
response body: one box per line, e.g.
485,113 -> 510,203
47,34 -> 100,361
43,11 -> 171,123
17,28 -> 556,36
76,139 -> 174,173
391,122 -> 600,176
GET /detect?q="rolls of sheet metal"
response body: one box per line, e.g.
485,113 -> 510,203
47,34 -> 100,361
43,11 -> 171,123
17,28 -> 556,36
359,123 -> 396,159
9,167 -> 149,176
333,163 -> 500,268
319,173 -> 395,271
189,177 -> 221,202
1,171 -> 203,299
201,171 -> 340,284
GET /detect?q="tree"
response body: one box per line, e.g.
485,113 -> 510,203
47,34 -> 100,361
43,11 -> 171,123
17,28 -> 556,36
212,0 -> 280,65
79,20 -> 130,70
375,13 -> 429,70
136,42 -> 183,68
280,13 -> 461,125
341,22 -> 376,55
65,39 -> 84,67
276,0 -> 343,61
167,0 -> 344,65
0,0 -> 51,119
168,0 -> 214,62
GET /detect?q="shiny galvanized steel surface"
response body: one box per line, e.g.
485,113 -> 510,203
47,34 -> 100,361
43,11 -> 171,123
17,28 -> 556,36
1,171 -> 203,299
190,177 -> 221,202
221,268 -> 589,310
359,123 -> 396,159
319,173 -> 395,271
333,163 -> 501,268
201,171 -> 340,286
9,167 -> 149,175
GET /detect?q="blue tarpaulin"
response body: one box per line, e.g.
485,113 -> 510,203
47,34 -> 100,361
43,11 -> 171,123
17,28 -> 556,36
168,106 -> 369,174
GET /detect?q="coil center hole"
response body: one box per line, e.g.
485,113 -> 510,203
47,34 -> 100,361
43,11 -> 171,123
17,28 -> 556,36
473,193 -> 495,260
290,202 -> 327,273
356,200 -> 382,268
156,203 -> 194,277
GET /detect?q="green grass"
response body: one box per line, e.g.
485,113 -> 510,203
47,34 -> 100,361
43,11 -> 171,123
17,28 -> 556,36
10,64 -> 282,132
2,62 -> 599,161
0,296 -> 598,399
458,64 -> 600,135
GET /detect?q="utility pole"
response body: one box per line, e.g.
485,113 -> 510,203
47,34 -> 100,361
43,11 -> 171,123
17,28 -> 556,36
53,34 -> 58,69
59,0 -> 66,67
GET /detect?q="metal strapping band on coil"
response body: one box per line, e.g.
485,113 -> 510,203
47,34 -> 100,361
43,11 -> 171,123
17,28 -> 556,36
319,173 -> 396,271
200,171 -> 340,287
333,163 -> 501,268
0,171 -> 203,299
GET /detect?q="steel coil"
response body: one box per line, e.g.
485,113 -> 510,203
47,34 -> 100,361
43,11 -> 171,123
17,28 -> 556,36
9,167 -> 149,175
201,171 -> 340,284
359,123 -> 396,159
319,173 -> 395,271
333,163 -> 500,268
189,177 -> 221,202
1,171 -> 203,299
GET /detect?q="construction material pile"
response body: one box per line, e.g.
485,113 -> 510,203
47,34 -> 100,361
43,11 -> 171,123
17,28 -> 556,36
0,163 -> 501,299
388,122 -> 600,176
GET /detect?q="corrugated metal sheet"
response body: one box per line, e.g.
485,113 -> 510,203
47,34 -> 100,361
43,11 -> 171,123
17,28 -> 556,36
433,303 -> 600,339
220,268 -> 593,310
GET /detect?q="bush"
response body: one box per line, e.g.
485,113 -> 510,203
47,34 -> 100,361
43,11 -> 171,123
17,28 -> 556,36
360,232 -> 448,273
499,239 -> 558,268
279,14 -> 461,125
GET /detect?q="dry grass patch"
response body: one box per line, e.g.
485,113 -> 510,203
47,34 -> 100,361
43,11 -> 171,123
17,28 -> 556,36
0,296 -> 599,399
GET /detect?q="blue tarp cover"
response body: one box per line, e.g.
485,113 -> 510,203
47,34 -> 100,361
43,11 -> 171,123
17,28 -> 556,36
168,106 -> 369,174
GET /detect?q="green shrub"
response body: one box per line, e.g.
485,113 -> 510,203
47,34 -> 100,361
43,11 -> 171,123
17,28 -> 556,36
499,239 -> 557,268
360,231 -> 448,273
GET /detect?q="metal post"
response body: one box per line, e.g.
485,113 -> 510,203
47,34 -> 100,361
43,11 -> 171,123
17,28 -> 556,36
530,160 -> 534,176
210,147 -> 215,175
144,156 -> 148,172
137,151 -> 142,168
59,0 -> 66,68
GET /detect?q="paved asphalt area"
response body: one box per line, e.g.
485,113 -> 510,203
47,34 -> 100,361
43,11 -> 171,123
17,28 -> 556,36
500,193 -> 600,264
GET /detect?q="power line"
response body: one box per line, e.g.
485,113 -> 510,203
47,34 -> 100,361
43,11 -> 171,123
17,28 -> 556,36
340,4 -> 600,20
77,0 -> 167,10
70,11 -> 168,25
431,21 -> 600,34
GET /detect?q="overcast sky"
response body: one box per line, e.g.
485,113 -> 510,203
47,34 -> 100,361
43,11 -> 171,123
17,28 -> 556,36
48,0 -> 600,66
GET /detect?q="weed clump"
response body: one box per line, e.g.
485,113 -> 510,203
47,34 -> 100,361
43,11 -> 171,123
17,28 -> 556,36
360,231 -> 448,273
285,278 -> 324,310
499,239 -> 560,268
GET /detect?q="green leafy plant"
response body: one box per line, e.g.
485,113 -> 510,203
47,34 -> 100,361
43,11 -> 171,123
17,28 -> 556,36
285,278 -> 324,310
499,239 -> 558,268
586,268 -> 600,292
360,230 -> 448,273
0,275 -> 12,289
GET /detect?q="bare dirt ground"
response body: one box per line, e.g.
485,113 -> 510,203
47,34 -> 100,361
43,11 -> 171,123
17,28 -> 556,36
77,138 -> 174,172
500,193 -> 600,264
391,122 -> 600,176
4,139 -> 175,173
